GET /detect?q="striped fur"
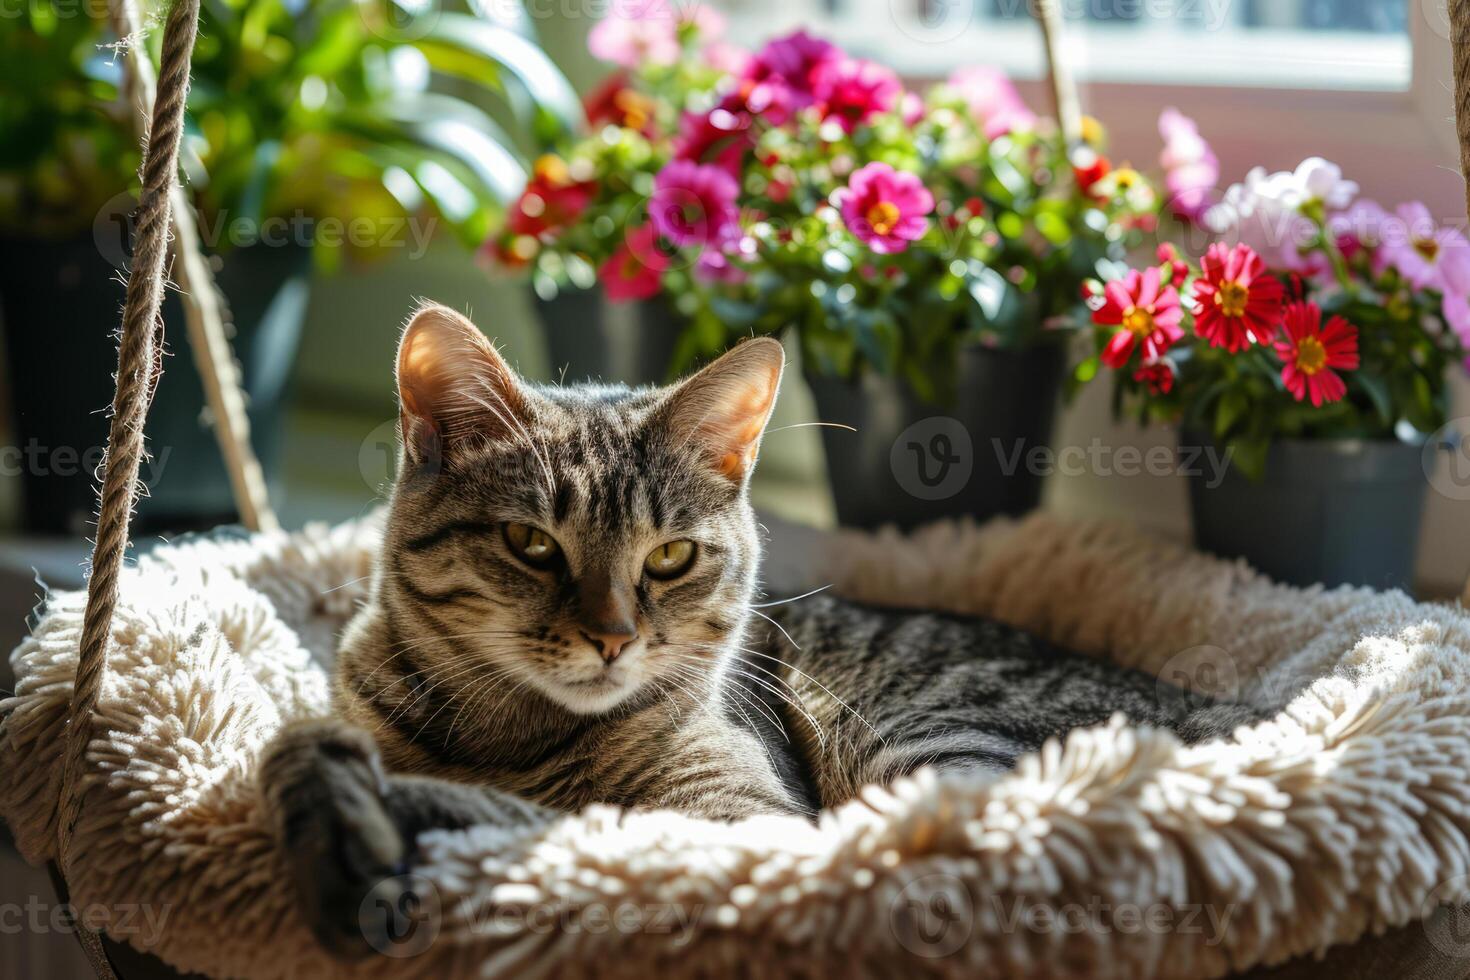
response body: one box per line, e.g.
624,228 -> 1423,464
261,303 -> 1255,957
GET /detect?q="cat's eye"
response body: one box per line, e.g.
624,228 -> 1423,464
504,523 -> 561,567
644,540 -> 696,579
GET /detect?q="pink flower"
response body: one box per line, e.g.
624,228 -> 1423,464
587,0 -> 680,68
744,29 -> 841,107
1375,201 -> 1470,291
650,160 -> 740,247
674,79 -> 789,176
948,65 -> 1035,139
812,58 -> 901,133
1327,198 -> 1388,262
600,224 -> 669,301
835,162 -> 933,254
1157,107 -> 1218,223
1092,266 -> 1184,368
704,41 -> 751,75
1274,301 -> 1358,407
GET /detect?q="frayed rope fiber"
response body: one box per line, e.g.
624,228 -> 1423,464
6,512 -> 1470,978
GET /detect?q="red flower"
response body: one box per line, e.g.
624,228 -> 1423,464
1191,243 -> 1284,353
599,224 -> 669,302
1092,266 -> 1184,368
1273,302 -> 1358,407
1133,360 -> 1175,394
1073,151 -> 1111,197
583,72 -> 657,136
507,156 -> 594,238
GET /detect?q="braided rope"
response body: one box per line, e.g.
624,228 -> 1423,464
1036,0 -> 1083,148
1455,1 -> 1470,608
58,0 -> 201,876
109,0 -> 278,535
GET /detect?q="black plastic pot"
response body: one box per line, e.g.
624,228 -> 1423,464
1182,431 -> 1428,592
0,234 -> 309,535
805,342 -> 1067,530
534,287 -> 684,386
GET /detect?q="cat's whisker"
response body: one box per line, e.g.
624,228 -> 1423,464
748,584 -> 832,609
749,609 -> 801,651
663,646 -> 826,752
739,647 -> 886,745
763,421 -> 857,434
321,574 -> 373,594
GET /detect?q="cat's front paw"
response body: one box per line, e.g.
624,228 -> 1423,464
259,719 -> 412,960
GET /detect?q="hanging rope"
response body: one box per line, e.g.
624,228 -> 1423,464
56,3 -> 202,976
1453,1 -> 1470,608
109,0 -> 279,535
1035,0 -> 1083,149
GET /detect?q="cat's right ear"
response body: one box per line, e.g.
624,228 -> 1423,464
396,301 -> 527,465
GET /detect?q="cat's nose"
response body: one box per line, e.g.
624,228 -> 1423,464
580,628 -> 637,664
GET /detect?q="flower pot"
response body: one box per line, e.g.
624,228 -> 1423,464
534,287 -> 685,386
0,234 -> 309,535
1181,431 -> 1428,592
805,342 -> 1067,530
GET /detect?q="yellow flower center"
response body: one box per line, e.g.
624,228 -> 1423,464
1214,279 -> 1249,318
1122,305 -> 1155,337
866,201 -> 901,236
1295,335 -> 1327,375
533,154 -> 571,187
1414,237 -> 1440,262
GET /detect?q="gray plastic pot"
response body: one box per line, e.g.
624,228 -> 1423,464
1181,430 -> 1429,593
534,287 -> 685,386
805,343 -> 1066,530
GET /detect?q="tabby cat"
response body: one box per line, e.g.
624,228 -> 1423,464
260,302 -> 1255,957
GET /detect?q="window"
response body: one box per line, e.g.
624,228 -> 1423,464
725,0 -> 1415,91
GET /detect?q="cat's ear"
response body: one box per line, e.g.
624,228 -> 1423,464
396,301 -> 527,462
661,337 -> 784,483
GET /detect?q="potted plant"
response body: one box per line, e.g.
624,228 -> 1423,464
487,14 -> 1159,526
0,0 -> 579,533
1081,154 -> 1470,592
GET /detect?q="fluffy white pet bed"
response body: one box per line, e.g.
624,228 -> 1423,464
4,512 -> 1470,979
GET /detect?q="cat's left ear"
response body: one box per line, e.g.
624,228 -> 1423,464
661,337 -> 784,483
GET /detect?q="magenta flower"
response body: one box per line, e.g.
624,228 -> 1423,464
1158,107 -> 1218,223
674,79 -> 789,176
744,29 -> 841,107
812,58 -> 901,133
587,0 -> 680,68
1328,198 -> 1388,262
599,224 -> 669,302
1376,201 -> 1470,291
650,160 -> 740,247
948,65 -> 1035,139
836,162 -> 933,254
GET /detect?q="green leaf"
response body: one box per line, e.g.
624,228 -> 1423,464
1214,388 -> 1249,440
414,14 -> 583,145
